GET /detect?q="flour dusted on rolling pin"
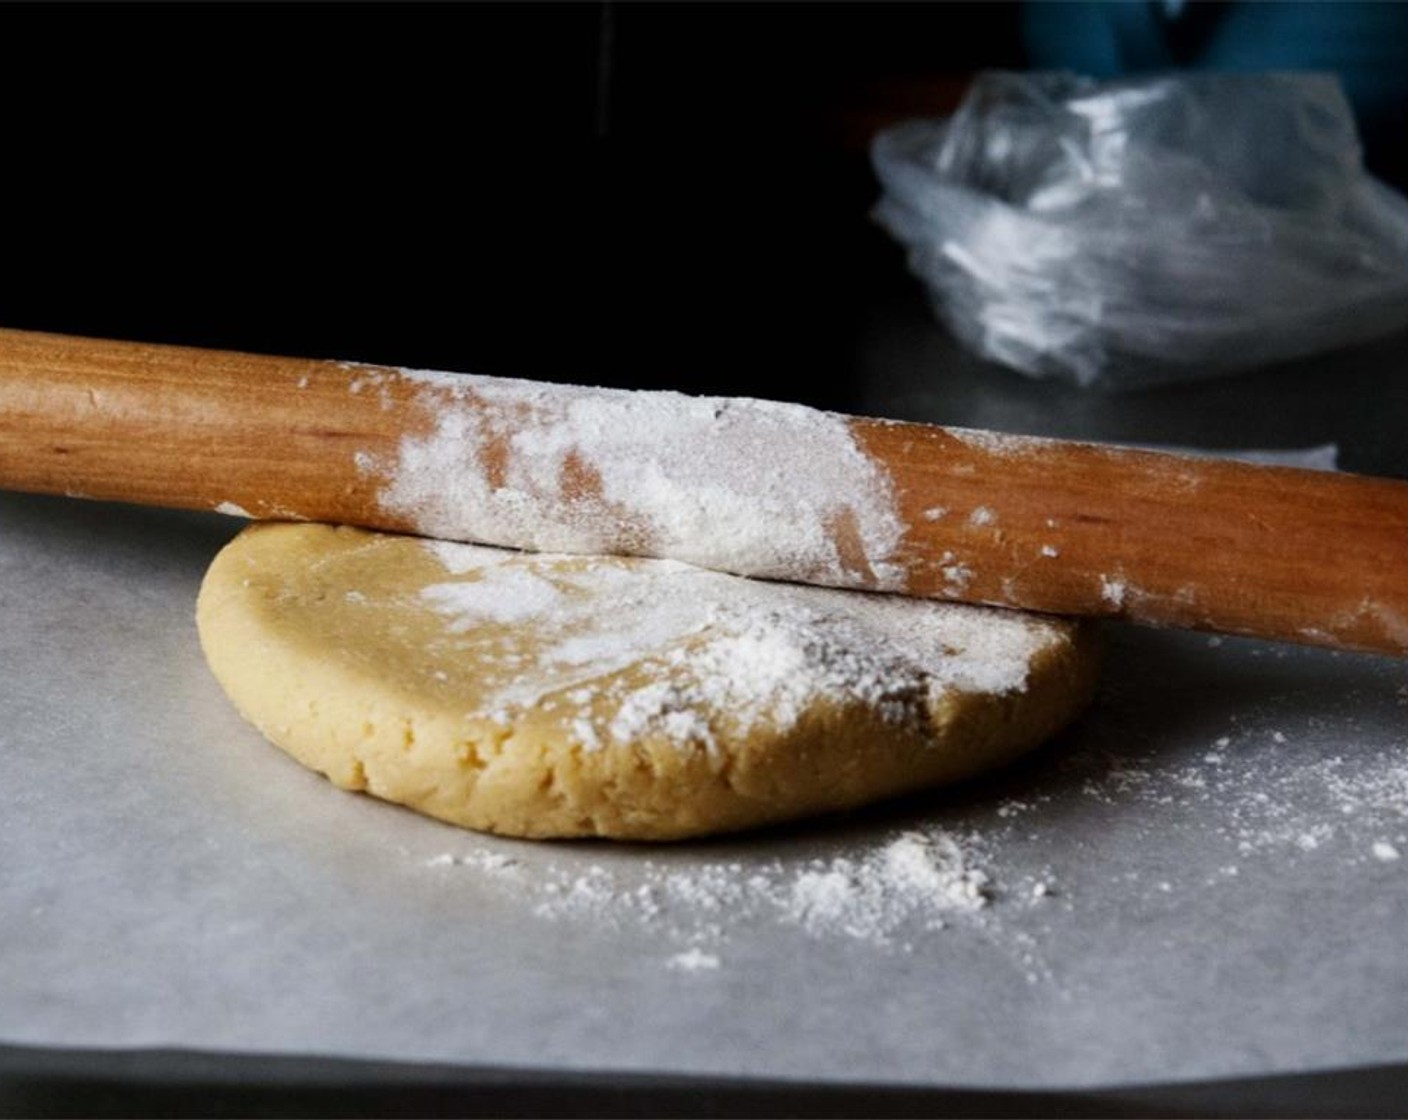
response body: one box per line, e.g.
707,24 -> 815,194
357,369 -> 908,589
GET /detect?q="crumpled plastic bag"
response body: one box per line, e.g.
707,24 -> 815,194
871,71 -> 1408,389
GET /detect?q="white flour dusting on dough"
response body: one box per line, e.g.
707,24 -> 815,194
413,539 -> 1058,748
421,567 -> 563,627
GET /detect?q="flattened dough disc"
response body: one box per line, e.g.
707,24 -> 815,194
197,524 -> 1099,840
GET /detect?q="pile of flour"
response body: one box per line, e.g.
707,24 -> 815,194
426,826 -> 1014,948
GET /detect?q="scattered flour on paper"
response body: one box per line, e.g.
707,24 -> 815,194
784,831 -> 990,941
667,948 -> 721,972
1070,727 -> 1408,867
1373,841 -> 1402,862
1054,642 -> 1408,895
528,827 -> 998,944
422,826 -> 1054,974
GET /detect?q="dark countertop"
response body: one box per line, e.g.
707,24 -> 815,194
6,1044 -> 1408,1118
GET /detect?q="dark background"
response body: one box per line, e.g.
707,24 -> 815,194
7,2 -> 1407,412
0,2 -> 1024,411
7,2 -> 1408,413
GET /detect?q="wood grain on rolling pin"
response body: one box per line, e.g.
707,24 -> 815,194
1,326 -> 1405,656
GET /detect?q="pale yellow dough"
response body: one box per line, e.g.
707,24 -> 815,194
197,524 -> 1099,840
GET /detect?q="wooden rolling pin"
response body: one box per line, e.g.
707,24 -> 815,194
2,326 -> 1406,656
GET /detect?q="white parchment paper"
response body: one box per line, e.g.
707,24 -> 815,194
2,489 -> 1406,1088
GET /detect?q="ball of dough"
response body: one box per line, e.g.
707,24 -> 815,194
197,524 -> 1099,840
